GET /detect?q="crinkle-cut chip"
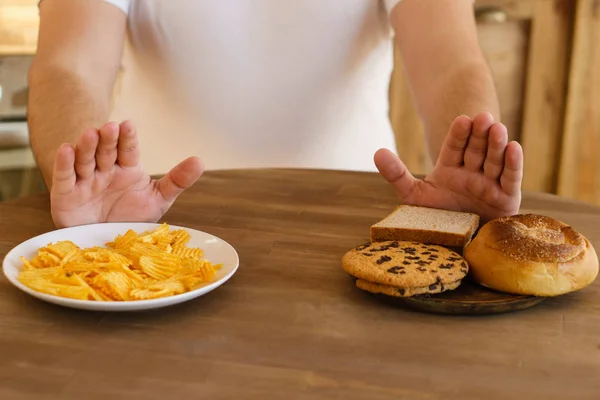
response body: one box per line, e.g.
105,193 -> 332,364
154,235 -> 173,250
28,256 -> 46,269
18,223 -> 221,302
192,266 -> 217,282
181,258 -> 216,275
171,229 -> 191,247
178,274 -> 211,291
25,280 -> 90,300
37,252 -> 62,268
51,271 -> 83,286
107,229 -> 138,249
20,256 -> 37,271
83,250 -> 110,263
130,279 -> 186,300
91,271 -> 135,301
96,290 -> 113,301
58,249 -> 79,268
44,240 -> 81,259
18,266 -> 63,282
179,263 -> 217,284
70,273 -> 105,301
116,242 -> 159,264
137,223 -> 168,244
108,251 -> 133,267
171,246 -> 204,260
139,255 -> 178,280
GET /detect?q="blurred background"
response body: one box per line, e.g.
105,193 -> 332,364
0,0 -> 598,205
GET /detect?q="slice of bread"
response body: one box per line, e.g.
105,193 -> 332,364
370,205 -> 480,248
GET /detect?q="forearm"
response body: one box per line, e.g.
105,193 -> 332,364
27,63 -> 111,186
416,61 -> 500,162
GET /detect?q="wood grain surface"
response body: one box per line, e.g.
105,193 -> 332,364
1,169 -> 599,400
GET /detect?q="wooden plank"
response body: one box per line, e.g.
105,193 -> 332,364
476,19 -> 529,144
557,0 -> 600,204
520,0 -> 575,194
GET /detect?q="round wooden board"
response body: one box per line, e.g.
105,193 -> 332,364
375,278 -> 546,315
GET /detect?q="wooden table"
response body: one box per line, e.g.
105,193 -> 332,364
1,169 -> 599,400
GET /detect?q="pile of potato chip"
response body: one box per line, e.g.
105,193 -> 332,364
17,223 -> 221,301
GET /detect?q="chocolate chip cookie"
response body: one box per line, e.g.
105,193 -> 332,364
342,240 -> 468,291
355,278 -> 462,297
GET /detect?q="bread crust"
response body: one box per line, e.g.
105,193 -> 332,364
464,214 -> 599,296
370,227 -> 473,247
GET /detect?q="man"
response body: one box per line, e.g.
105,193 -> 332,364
28,0 -> 523,228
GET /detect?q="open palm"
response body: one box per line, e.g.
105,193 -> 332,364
51,121 -> 204,228
375,112 -> 522,223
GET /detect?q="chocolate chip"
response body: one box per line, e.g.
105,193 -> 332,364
429,283 -> 438,290
387,266 -> 404,274
362,253 -> 374,256
461,261 -> 467,268
416,260 -> 430,266
376,255 -> 392,264
399,270 -> 406,274
429,254 -> 439,259
448,257 -> 461,262
355,243 -> 371,251
429,248 -> 439,252
439,263 -> 454,269
398,288 -> 406,295
406,256 -> 420,260
390,241 -> 399,248
402,261 -> 411,265
422,251 -> 431,255
418,267 -> 426,272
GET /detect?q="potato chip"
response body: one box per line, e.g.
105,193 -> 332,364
17,224 -> 220,302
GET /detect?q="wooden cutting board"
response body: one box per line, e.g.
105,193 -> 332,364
375,277 -> 546,315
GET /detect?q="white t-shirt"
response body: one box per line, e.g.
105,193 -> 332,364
104,0 -> 402,174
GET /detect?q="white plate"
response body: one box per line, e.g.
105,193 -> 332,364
2,222 -> 239,312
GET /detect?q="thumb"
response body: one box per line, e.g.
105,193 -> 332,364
156,156 -> 205,203
374,148 -> 417,199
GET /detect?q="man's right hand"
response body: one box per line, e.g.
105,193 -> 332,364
51,121 -> 204,228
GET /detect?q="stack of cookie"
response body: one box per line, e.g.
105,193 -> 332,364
342,205 -> 480,298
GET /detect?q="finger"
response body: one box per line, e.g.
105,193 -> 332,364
500,141 -> 523,196
464,112 -> 494,171
483,123 -> 508,181
437,115 -> 472,167
374,148 -> 417,199
95,122 -> 119,172
52,143 -> 77,196
117,121 -> 140,168
156,156 -> 205,203
74,128 -> 99,180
